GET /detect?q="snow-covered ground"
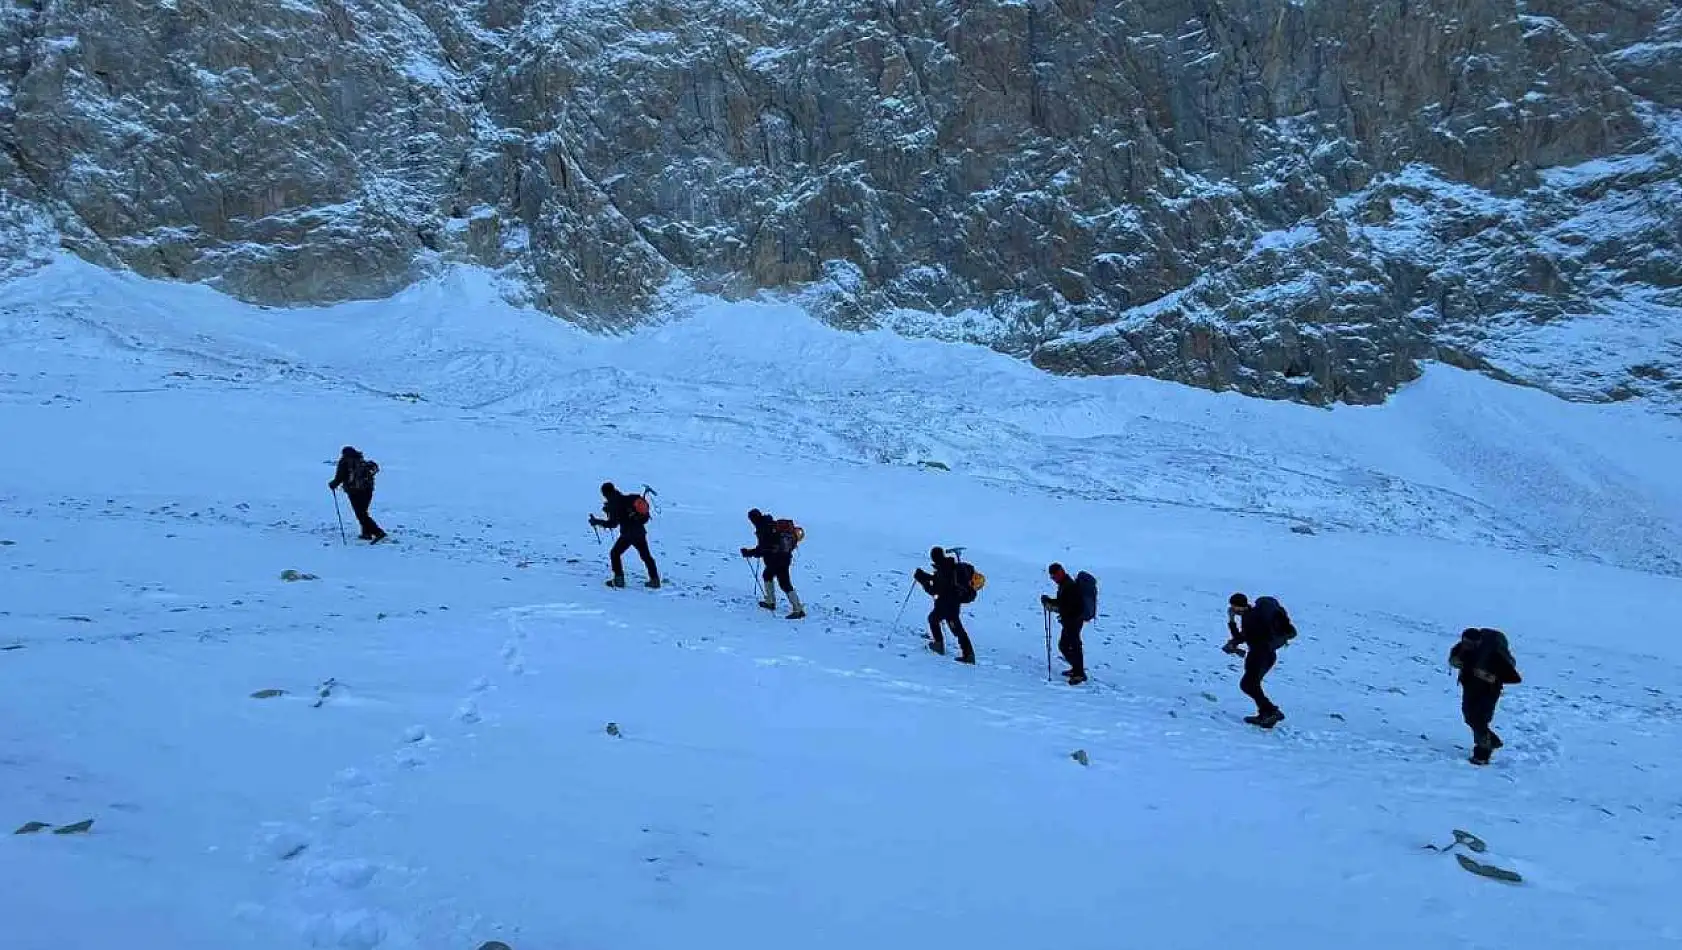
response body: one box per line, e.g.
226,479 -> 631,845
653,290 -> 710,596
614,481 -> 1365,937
3,256 -> 1681,950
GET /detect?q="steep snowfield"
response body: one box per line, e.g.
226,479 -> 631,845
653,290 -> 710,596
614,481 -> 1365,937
2,256 -> 1681,950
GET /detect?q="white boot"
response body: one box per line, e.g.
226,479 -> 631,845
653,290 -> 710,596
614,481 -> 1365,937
759,579 -> 777,611
786,589 -> 806,620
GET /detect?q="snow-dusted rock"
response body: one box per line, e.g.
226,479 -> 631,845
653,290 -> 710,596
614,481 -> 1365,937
0,0 -> 1677,406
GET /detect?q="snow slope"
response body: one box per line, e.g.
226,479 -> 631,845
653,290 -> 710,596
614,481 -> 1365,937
2,256 -> 1681,950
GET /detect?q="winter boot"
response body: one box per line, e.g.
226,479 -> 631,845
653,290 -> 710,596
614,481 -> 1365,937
955,653 -> 976,665
1488,730 -> 1504,750
1066,671 -> 1087,685
1470,745 -> 1492,766
606,575 -> 627,588
759,579 -> 778,611
645,577 -> 662,590
927,638 -> 946,656
785,589 -> 806,620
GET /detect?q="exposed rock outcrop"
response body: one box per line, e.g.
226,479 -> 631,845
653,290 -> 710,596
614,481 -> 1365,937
1,0 -> 1677,406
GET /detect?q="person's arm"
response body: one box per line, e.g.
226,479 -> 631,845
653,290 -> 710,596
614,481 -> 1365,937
328,457 -> 349,490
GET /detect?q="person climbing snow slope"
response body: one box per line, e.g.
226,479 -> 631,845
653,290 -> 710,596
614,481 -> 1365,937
741,508 -> 805,620
328,445 -> 385,543
589,482 -> 660,589
914,547 -> 975,664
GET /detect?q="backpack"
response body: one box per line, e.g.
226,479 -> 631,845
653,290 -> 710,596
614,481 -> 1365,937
345,457 -> 378,492
1464,628 -> 1520,685
629,494 -> 652,523
1075,571 -> 1098,622
1255,596 -> 1296,648
772,519 -> 804,555
952,560 -> 985,604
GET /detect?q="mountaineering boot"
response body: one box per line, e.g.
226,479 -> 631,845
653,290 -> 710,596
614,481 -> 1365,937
645,577 -> 662,589
606,575 -> 626,588
955,653 -> 976,665
759,579 -> 778,611
1066,672 -> 1087,685
927,638 -> 946,656
785,590 -> 806,620
1470,745 -> 1492,766
1489,731 -> 1504,750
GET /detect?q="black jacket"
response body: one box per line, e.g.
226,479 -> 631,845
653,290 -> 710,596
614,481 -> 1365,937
1232,597 -> 1289,652
1046,575 -> 1084,623
597,491 -> 648,539
918,555 -> 960,601
1450,629 -> 1521,691
743,514 -> 783,558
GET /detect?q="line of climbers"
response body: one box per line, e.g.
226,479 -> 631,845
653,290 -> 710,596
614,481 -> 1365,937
325,448 -> 1524,767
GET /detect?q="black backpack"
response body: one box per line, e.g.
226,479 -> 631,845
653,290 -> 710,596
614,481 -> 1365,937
1075,571 -> 1098,622
1255,596 -> 1296,648
345,457 -> 378,492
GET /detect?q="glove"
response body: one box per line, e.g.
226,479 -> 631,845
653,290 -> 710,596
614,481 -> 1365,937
588,517 -> 604,528
1222,640 -> 1246,656
1040,595 -> 1054,608
740,548 -> 753,558
914,568 -> 929,581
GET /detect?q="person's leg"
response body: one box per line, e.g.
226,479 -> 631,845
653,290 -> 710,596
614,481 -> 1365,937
348,489 -> 381,538
633,536 -> 660,586
609,536 -> 630,582
948,608 -> 975,662
1059,618 -> 1085,677
1241,650 -> 1280,717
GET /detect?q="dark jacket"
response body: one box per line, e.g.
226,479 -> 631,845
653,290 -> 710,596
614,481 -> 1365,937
329,451 -> 377,493
918,554 -> 961,601
1450,629 -> 1521,691
743,514 -> 785,559
597,491 -> 649,538
1047,574 -> 1084,623
1233,597 -> 1290,653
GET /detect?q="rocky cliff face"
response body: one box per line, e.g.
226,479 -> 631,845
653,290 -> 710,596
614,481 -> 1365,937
2,0 -> 1678,406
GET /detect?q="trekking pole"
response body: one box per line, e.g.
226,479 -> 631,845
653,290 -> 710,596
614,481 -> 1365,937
592,523 -> 602,545
1043,608 -> 1054,681
746,556 -> 761,597
330,488 -> 347,545
892,579 -> 917,629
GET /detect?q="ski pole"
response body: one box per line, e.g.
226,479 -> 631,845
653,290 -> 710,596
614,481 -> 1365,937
330,488 -> 347,545
746,556 -> 761,597
1044,608 -> 1054,681
592,523 -> 602,545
